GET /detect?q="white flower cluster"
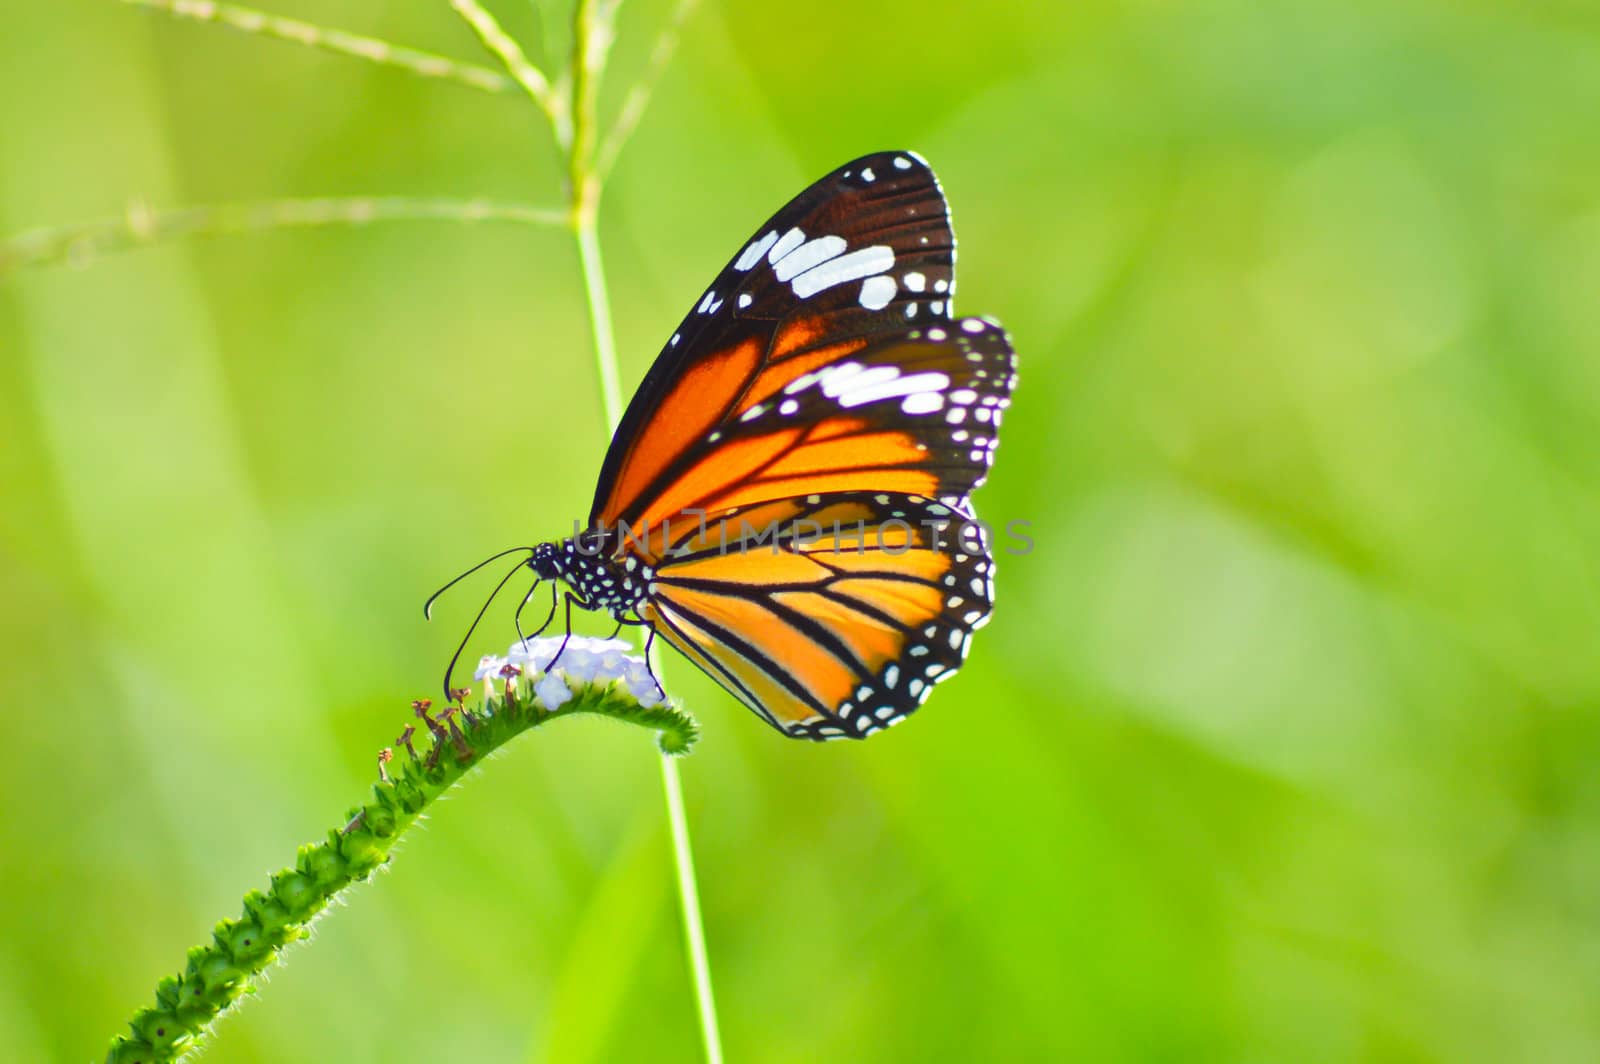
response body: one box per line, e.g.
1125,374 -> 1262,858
473,635 -> 664,711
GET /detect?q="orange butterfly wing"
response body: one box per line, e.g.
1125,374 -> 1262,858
641,494 -> 993,739
613,319 -> 1015,553
592,151 -> 969,530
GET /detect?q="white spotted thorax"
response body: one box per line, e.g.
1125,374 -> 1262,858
529,535 -> 651,616
474,636 -> 664,711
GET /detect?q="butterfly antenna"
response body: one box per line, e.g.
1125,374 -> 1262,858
438,555 -> 536,700
423,546 -> 534,620
518,576 -> 563,643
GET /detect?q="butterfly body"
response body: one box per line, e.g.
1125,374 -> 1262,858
457,151 -> 1015,741
529,534 -> 651,618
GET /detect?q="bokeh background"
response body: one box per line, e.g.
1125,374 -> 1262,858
4,1 -> 1599,1060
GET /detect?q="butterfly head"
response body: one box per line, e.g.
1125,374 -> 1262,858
529,541 -> 565,581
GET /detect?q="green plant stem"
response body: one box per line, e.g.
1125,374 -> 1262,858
565,8 -> 722,1057
0,197 -> 565,276
449,0 -> 569,143
567,0 -> 613,191
570,204 -> 724,1064
658,752 -> 724,1064
118,0 -> 514,95
573,217 -> 626,432
102,682 -> 699,1064
568,151 -> 726,1064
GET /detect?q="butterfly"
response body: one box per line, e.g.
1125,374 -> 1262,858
432,151 -> 1015,740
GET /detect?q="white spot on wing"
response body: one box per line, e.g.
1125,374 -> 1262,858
822,364 -> 891,400
901,391 -> 944,415
784,370 -> 824,395
859,274 -> 897,310
904,271 -> 926,292
773,235 -> 847,282
827,366 -> 950,409
734,230 -> 778,271
793,245 -> 895,299
768,227 -> 805,264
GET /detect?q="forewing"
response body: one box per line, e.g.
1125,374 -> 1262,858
592,151 -> 960,527
623,317 -> 1015,545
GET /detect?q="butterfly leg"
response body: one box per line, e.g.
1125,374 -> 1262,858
608,612 -> 667,700
546,591 -> 588,674
640,623 -> 665,700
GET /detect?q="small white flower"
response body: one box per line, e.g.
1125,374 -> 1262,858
504,635 -> 630,685
563,649 -> 605,684
492,635 -> 667,711
473,655 -> 508,681
534,671 -> 572,711
577,636 -> 632,655
507,639 -> 557,673
622,661 -> 663,706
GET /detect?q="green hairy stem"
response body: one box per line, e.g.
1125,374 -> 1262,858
102,682 -> 698,1064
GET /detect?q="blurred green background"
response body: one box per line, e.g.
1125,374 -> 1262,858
4,1 -> 1599,1060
